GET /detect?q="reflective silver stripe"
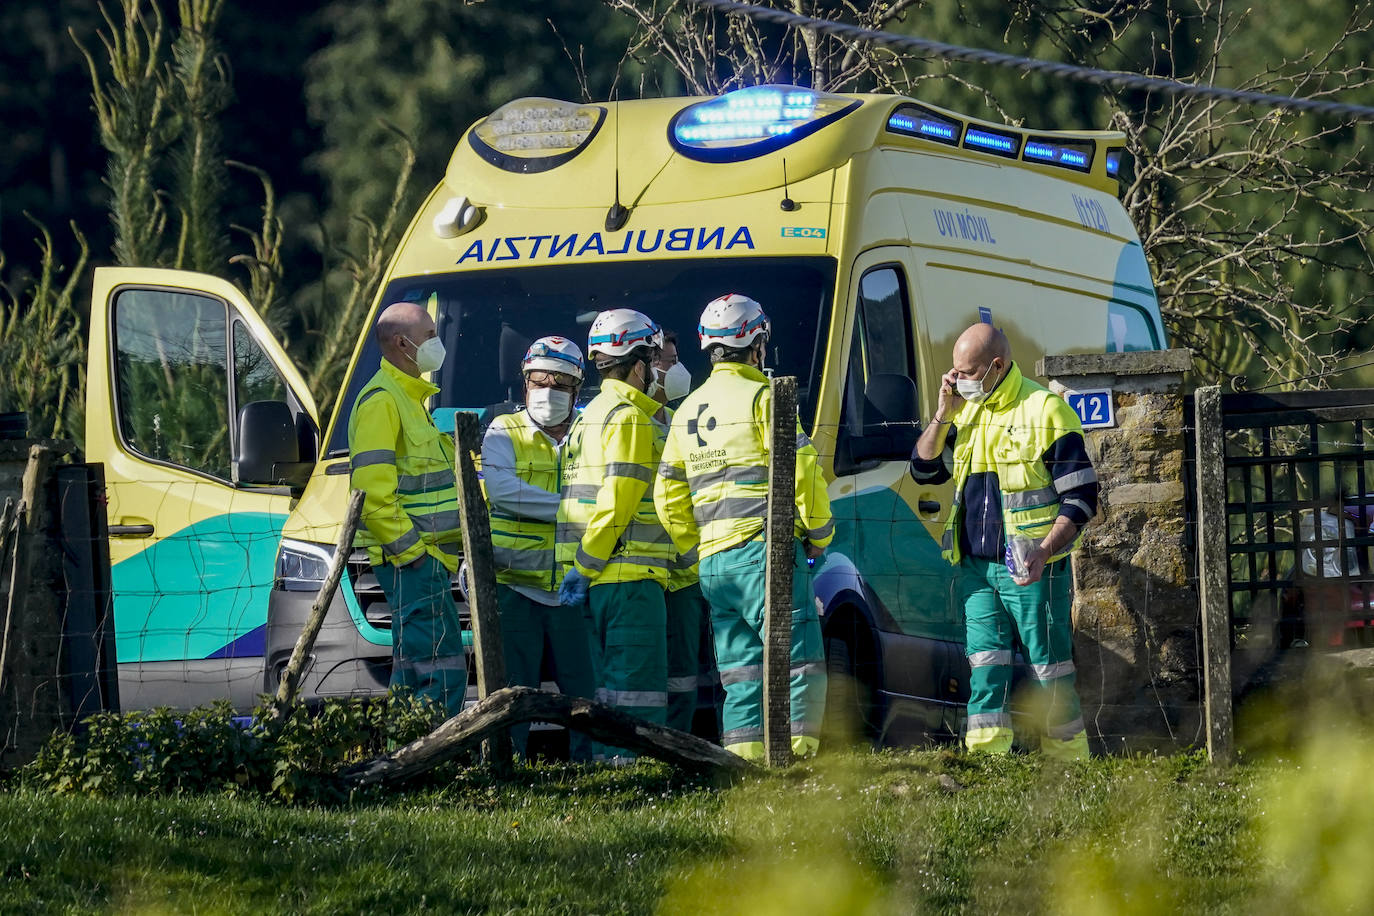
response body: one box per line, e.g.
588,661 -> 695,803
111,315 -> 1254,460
397,469 -> 455,492
602,689 -> 668,708
1003,486 -> 1058,510
355,387 -> 387,408
563,484 -> 600,500
411,656 -> 465,676
940,529 -> 953,550
693,496 -> 768,527
1054,468 -> 1098,490
1032,660 -> 1076,680
594,687 -> 610,704
382,528 -> 422,557
657,462 -> 687,482
1046,716 -> 1086,740
351,448 -> 396,470
492,546 -> 555,572
1061,497 -> 1092,518
556,521 -> 587,543
625,521 -> 673,545
720,664 -> 763,686
790,661 -> 826,679
722,727 -> 763,742
796,431 -> 811,449
413,510 -> 462,533
968,650 -> 1013,667
686,464 -> 768,491
666,676 -> 698,692
966,712 -> 1012,730
673,546 -> 699,568
606,461 -> 653,483
575,546 -> 607,573
609,554 -> 674,570
806,519 -> 834,541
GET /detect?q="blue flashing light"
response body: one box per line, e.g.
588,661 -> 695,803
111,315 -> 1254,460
963,127 -> 1019,157
885,104 -> 961,146
1106,150 -> 1123,176
670,84 -> 860,162
1022,135 -> 1094,173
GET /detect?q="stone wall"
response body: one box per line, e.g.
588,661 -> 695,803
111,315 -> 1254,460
1038,350 -> 1201,753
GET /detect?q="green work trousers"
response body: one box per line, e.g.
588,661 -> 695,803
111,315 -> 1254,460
699,538 -> 826,760
666,583 -> 708,733
374,554 -> 467,720
588,579 -> 668,759
961,555 -> 1087,760
497,585 -> 596,761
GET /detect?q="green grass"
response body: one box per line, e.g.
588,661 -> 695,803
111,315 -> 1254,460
0,749 -> 1314,915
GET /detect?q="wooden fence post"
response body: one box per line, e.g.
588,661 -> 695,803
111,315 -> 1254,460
1194,385 -> 1235,764
452,411 -> 511,774
764,376 -> 798,768
266,488 -> 364,729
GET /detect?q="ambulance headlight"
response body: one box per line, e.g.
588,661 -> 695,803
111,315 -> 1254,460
469,98 -> 607,174
276,539 -> 334,591
669,84 -> 860,162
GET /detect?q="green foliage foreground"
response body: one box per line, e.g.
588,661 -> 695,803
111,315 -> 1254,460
4,728 -> 1374,914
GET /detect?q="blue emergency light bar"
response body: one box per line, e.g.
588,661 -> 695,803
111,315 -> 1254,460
885,103 -> 961,146
1105,149 -> 1123,176
962,126 -> 1020,158
670,85 -> 860,162
1023,136 -> 1094,173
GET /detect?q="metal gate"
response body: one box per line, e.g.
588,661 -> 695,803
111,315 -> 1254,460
1209,389 -> 1374,666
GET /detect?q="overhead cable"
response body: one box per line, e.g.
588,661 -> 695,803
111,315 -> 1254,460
681,0 -> 1374,122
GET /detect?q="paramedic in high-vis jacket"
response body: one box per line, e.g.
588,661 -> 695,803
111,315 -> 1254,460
349,301 -> 466,719
910,323 -> 1097,760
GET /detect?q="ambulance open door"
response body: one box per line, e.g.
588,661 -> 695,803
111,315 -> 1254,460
85,267 -> 319,711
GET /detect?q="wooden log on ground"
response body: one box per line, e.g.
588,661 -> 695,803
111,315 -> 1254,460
265,489 -> 365,729
764,376 -> 798,768
338,686 -> 755,789
452,411 -> 511,774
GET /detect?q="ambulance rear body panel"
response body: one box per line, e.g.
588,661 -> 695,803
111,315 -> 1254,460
90,88 -> 1162,737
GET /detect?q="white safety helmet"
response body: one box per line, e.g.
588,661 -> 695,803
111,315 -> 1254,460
522,335 -> 584,381
586,308 -> 663,368
698,293 -> 770,351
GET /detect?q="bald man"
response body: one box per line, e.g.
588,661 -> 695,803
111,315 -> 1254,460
348,302 -> 466,718
911,323 -> 1097,760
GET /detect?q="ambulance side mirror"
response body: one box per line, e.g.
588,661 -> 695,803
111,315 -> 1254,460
235,400 -> 314,490
848,374 -> 920,465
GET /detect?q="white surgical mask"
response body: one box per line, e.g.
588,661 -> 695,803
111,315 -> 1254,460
663,362 -> 692,401
644,362 -> 663,398
956,362 -> 998,402
404,335 -> 446,374
527,386 -> 573,427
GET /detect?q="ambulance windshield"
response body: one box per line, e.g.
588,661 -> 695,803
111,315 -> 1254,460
327,256 -> 837,456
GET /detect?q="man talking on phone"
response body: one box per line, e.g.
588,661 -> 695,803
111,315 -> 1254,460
910,322 -> 1097,760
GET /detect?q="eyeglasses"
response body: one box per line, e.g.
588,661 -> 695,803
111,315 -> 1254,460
526,371 -> 579,392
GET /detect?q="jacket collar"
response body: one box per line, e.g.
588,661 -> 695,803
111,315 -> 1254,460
600,377 -> 660,415
957,360 -> 1023,420
381,357 -> 440,401
710,361 -> 768,384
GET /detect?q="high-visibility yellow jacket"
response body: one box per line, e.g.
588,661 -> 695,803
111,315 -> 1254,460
655,405 -> 700,593
938,361 -> 1093,565
482,409 -> 563,591
655,361 -> 834,560
348,359 -> 462,572
557,379 -> 674,585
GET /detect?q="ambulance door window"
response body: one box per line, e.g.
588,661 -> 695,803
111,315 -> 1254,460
232,320 -> 288,408
836,265 -> 916,473
112,288 -> 232,480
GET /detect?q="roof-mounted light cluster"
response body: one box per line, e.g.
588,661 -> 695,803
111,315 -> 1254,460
469,97 -> 606,173
670,85 -> 860,162
885,101 -> 1123,182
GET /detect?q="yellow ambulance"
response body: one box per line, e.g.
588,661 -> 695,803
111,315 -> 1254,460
86,85 -> 1164,734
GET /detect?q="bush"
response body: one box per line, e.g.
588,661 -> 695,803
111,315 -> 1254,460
22,691 -> 446,803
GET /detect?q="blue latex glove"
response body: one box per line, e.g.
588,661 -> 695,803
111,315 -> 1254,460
559,568 -> 590,606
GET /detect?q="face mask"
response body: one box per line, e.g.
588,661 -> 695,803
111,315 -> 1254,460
663,362 -> 692,401
956,361 -> 998,402
405,335 -> 446,374
527,386 -> 573,427
642,361 -> 662,398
